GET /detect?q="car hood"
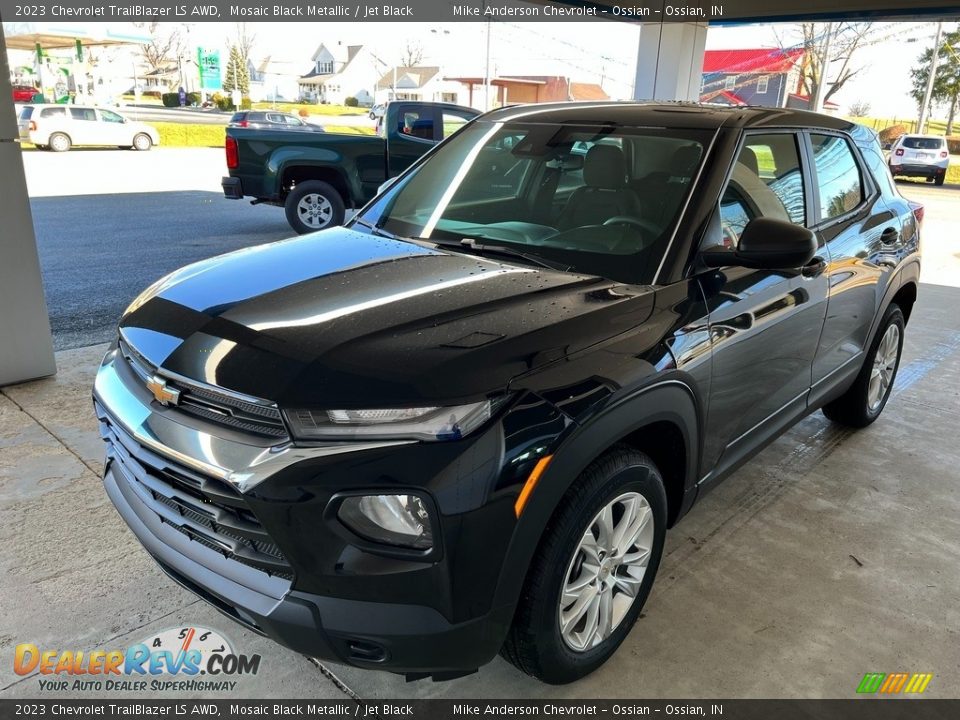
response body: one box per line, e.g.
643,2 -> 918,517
119,228 -> 656,407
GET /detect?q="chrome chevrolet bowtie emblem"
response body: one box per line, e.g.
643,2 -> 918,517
146,375 -> 181,406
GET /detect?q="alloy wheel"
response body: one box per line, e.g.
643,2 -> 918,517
558,492 -> 654,652
867,324 -> 900,411
297,193 -> 333,229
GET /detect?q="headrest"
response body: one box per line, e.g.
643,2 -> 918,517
737,146 -> 759,176
583,144 -> 626,189
671,144 -> 702,175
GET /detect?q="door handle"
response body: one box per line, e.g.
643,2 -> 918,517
880,227 -> 900,245
802,256 -> 827,278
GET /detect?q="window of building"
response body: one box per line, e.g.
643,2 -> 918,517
441,93 -> 457,103
756,75 -> 769,94
724,75 -> 738,90
317,61 -> 334,74
810,134 -> 864,220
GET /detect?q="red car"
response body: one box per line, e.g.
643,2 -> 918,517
12,85 -> 37,103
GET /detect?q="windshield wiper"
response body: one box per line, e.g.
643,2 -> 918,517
429,237 -> 571,272
352,217 -> 398,240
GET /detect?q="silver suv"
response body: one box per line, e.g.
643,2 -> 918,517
889,134 -> 949,185
18,104 -> 160,152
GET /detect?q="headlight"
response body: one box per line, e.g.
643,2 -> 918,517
283,399 -> 497,442
337,494 -> 433,550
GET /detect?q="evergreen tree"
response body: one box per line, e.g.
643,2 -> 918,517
223,45 -> 250,96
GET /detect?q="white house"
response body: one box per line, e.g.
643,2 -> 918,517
299,43 -> 378,106
250,56 -> 302,102
375,66 -> 466,106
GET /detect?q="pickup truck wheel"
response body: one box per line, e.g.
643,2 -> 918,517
823,304 -> 904,428
48,133 -> 71,152
501,446 -> 666,684
285,181 -> 345,234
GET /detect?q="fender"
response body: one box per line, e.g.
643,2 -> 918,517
273,155 -> 355,201
866,256 -> 920,347
490,378 -> 701,615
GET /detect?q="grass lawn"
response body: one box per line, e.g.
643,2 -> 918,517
148,122 -> 374,147
250,102 -> 366,116
844,116 -> 955,137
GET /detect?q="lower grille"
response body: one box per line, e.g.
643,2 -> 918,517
97,405 -> 293,581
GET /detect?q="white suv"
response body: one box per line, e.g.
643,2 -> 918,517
888,134 -> 949,185
18,105 -> 160,152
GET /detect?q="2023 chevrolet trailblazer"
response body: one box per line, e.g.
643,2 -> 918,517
95,103 -> 920,684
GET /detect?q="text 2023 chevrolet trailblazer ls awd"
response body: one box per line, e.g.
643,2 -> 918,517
95,103 -> 920,684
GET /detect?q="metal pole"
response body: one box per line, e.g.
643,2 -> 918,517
484,18 -> 492,110
919,21 -> 944,135
813,22 -> 833,112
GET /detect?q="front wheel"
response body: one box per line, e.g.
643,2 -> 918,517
284,180 -> 345,234
501,446 -> 667,684
823,304 -> 904,427
132,133 -> 152,151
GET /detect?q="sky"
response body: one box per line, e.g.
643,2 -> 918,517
5,19 -> 951,118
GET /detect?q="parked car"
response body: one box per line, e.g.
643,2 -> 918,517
222,101 -> 478,233
228,110 -> 326,132
17,104 -> 159,152
888,133 -> 949,185
97,103 -> 919,685
12,85 -> 37,103
368,103 -> 385,120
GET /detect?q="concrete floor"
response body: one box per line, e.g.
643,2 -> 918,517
2,186 -> 958,700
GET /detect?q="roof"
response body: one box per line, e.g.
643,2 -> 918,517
702,48 -> 804,74
376,66 -> 441,91
569,83 -> 609,101
482,101 -> 857,132
257,56 -> 301,76
788,92 -> 841,110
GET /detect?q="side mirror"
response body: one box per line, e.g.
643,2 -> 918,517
701,217 -> 817,270
883,142 -> 893,151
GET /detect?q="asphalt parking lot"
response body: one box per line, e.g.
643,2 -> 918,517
2,147 -> 958,700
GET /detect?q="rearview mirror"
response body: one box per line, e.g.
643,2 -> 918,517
701,217 -> 817,270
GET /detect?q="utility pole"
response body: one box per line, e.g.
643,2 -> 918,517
812,22 -> 833,112
483,17 -> 492,110
918,21 -> 944,135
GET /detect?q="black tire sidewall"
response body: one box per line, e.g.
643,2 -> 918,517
531,456 -> 667,684
284,181 -> 346,234
863,306 -> 905,422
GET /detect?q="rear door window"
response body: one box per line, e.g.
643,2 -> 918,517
810,134 -> 864,221
69,108 -> 98,122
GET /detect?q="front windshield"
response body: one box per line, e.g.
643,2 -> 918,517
358,120 -> 712,284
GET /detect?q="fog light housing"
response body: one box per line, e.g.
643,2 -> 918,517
337,494 -> 433,550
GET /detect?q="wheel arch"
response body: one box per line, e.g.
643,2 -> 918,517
491,380 -> 700,614
280,164 -> 352,207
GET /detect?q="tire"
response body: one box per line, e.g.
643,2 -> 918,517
501,446 -> 667,684
284,180 -> 345,234
822,304 -> 905,428
132,133 -> 152,151
48,133 -> 71,152
935,174 -> 945,186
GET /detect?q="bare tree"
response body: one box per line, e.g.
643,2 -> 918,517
400,40 -> 424,68
777,23 -> 873,105
233,22 -> 257,64
134,21 -> 183,75
848,99 -> 872,117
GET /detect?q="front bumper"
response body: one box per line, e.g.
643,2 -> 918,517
93,348 -> 517,674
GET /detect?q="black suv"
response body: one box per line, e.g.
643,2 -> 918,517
95,103 -> 920,684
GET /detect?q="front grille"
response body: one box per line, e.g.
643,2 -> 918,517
97,406 -> 293,581
118,339 -> 289,439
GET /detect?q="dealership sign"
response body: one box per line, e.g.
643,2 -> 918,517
197,47 -> 222,91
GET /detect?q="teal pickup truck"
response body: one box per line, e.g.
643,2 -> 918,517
222,101 -> 478,233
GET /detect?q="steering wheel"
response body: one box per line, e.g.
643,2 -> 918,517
603,216 -> 661,236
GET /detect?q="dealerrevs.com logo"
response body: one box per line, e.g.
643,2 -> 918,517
15,626 -> 262,693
